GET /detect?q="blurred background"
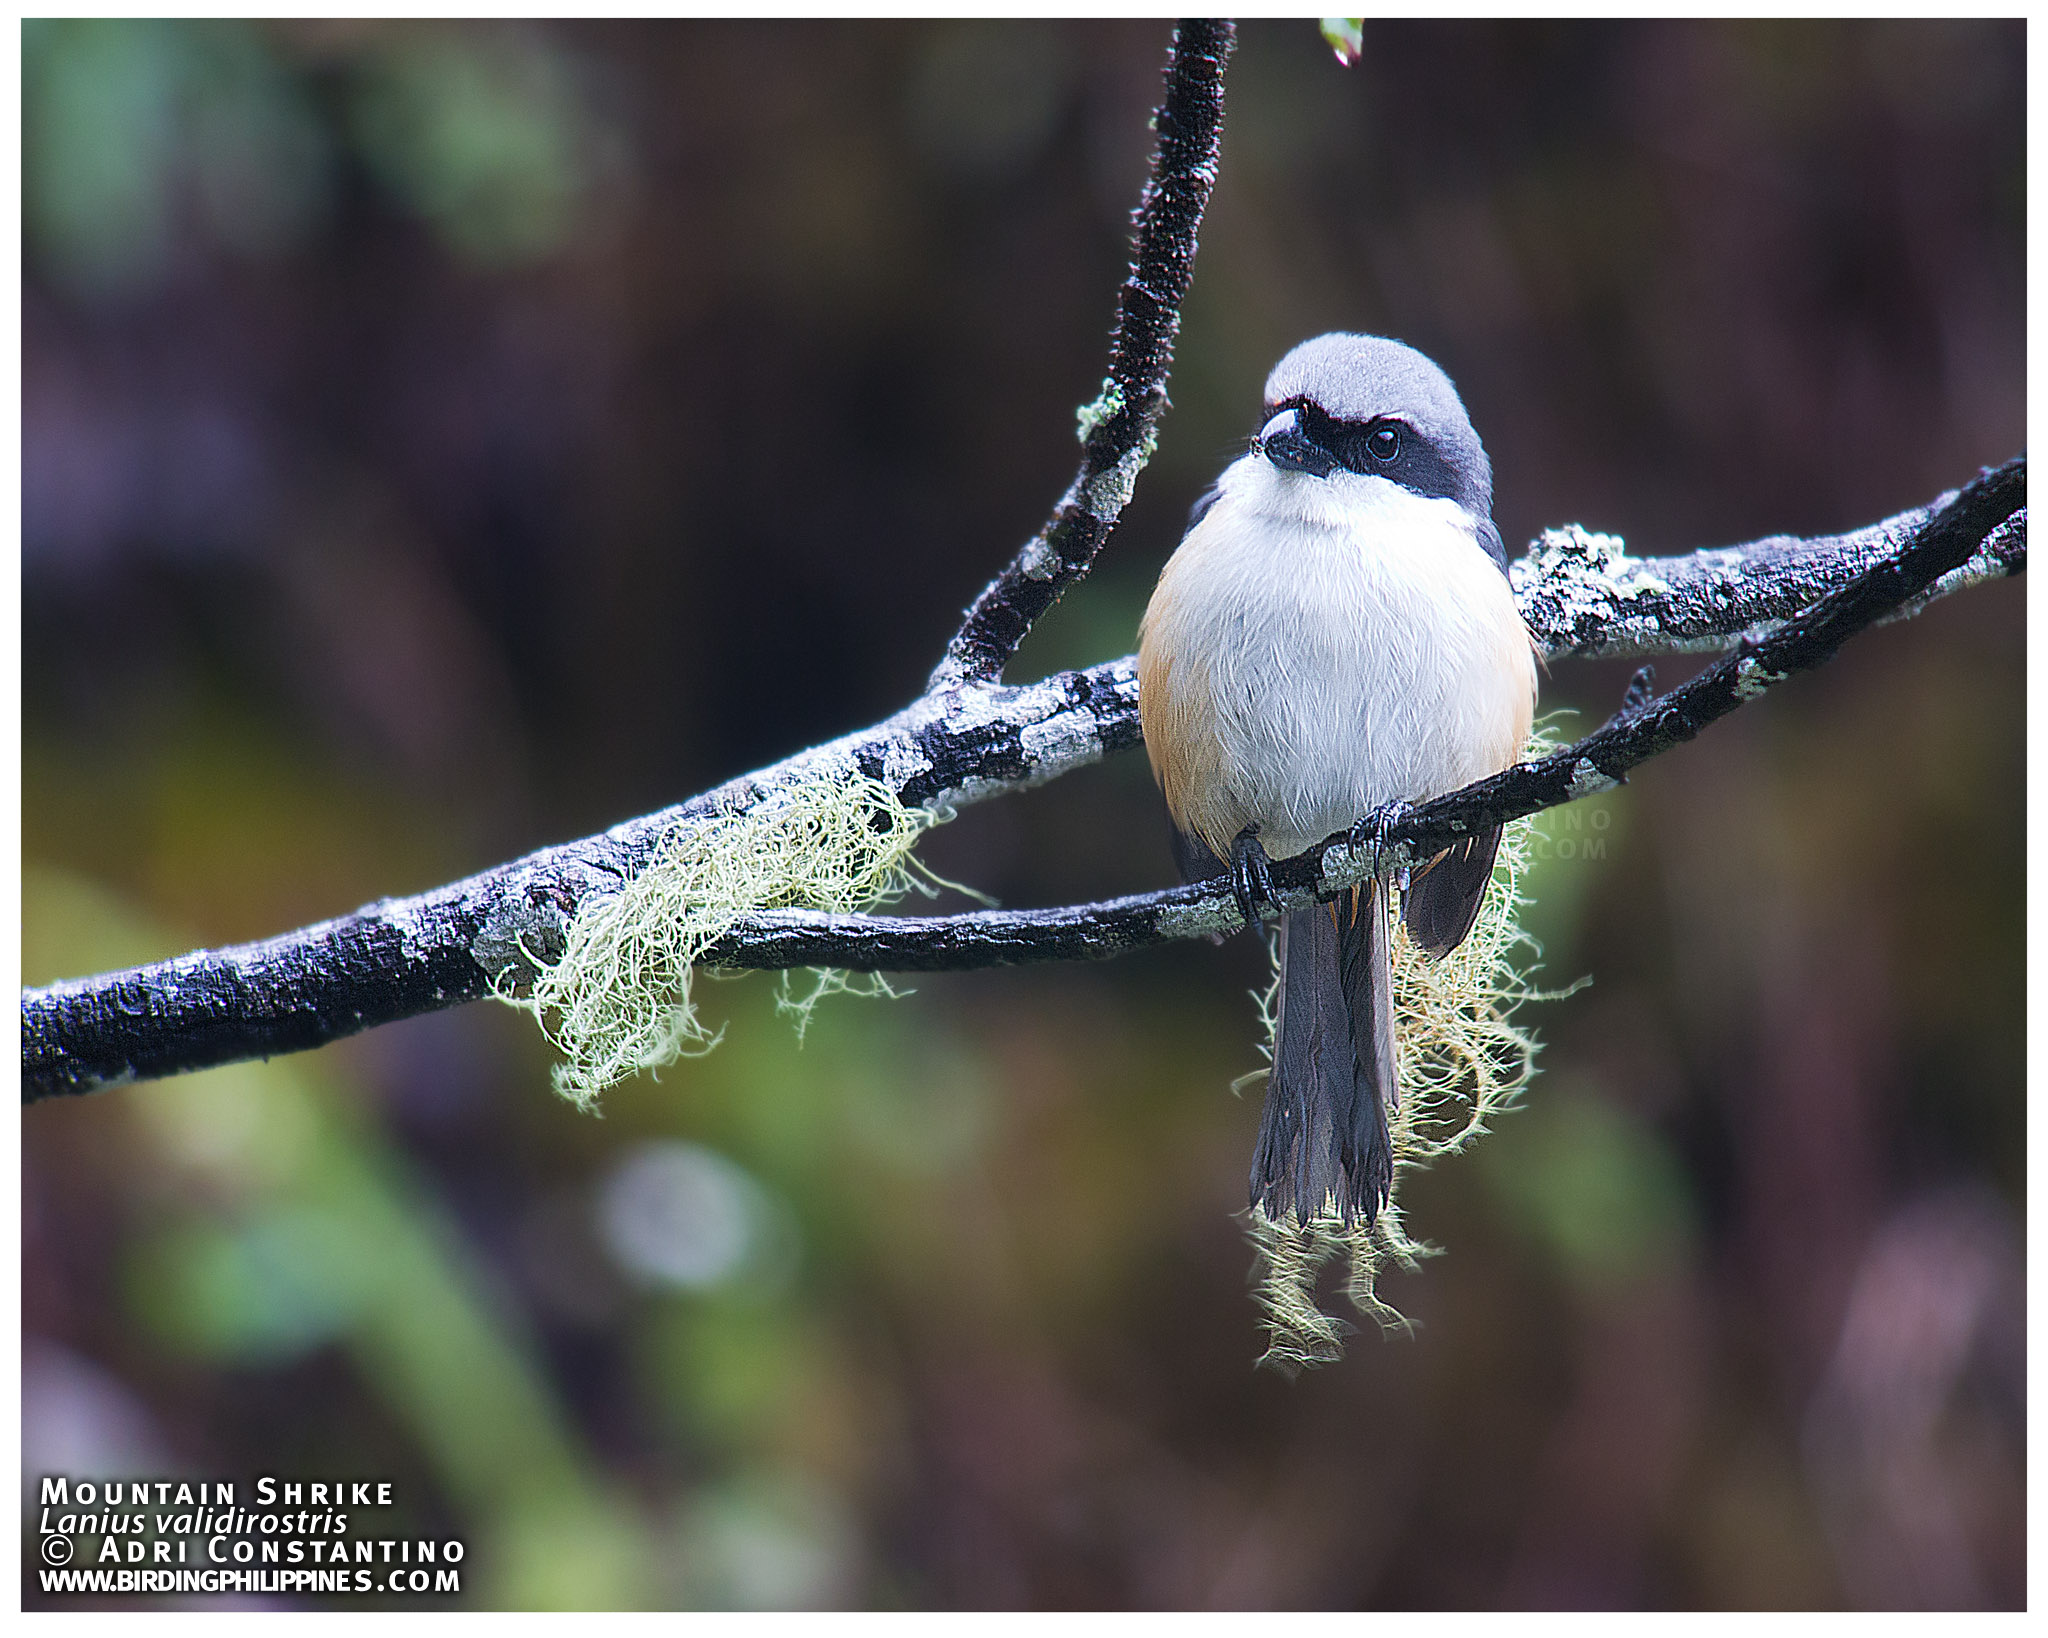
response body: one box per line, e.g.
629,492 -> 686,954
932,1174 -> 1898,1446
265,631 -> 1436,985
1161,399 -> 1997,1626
21,19 -> 2024,1610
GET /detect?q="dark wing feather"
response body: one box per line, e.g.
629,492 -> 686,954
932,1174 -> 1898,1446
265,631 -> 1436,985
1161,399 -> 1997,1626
1169,824 -> 1228,885
1475,516 -> 1509,576
1401,827 -> 1502,960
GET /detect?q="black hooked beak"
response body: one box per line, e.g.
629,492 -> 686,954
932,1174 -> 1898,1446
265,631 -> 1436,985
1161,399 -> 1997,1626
1257,407 -> 1338,478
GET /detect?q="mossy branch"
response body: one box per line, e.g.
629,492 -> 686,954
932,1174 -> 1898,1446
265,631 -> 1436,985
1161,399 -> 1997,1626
21,458 -> 2023,1101
16,7 -> 2024,1105
683,456 -> 2029,970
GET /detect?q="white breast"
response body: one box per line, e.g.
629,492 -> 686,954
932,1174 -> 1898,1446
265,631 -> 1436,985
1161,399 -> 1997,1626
1139,457 -> 1535,860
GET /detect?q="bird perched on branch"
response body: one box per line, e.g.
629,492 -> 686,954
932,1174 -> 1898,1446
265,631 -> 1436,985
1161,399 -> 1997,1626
1138,334 -> 1537,1226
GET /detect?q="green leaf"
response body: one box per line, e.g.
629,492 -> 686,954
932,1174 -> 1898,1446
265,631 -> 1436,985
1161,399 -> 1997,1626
1320,19 -> 1365,68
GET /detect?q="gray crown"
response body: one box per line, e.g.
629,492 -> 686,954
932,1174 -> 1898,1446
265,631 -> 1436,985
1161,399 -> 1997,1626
1264,333 -> 1492,515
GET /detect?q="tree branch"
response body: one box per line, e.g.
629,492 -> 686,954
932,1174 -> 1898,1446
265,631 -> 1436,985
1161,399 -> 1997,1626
18,13 -> 2025,1105
23,460 -> 2023,1101
928,19 -> 1233,690
1512,484 -> 2026,658
629,455 -> 2033,970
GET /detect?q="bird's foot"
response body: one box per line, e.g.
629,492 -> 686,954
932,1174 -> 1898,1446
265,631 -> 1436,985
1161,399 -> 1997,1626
1349,800 -> 1412,880
1228,828 -> 1278,928
1596,663 -> 1657,736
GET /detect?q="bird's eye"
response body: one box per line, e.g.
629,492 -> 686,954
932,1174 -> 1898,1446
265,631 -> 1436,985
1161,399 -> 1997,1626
1366,425 -> 1401,463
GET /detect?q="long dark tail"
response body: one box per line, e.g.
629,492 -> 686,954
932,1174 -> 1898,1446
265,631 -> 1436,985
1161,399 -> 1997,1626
1251,878 -> 1395,1225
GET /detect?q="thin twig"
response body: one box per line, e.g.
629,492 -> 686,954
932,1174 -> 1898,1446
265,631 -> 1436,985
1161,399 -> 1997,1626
928,18 -> 1233,689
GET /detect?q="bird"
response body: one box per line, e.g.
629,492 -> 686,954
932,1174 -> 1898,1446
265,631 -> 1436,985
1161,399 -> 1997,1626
1137,333 -> 1536,1227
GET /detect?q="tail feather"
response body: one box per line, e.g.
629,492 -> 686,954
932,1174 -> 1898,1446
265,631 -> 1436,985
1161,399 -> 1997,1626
1252,881 -> 1395,1224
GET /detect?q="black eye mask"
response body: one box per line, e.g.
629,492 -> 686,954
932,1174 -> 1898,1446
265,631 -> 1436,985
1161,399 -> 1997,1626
1283,399 -> 1466,504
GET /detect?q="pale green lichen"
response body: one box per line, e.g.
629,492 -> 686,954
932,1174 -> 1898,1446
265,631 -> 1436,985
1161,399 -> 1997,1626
1245,736 -> 1579,1373
501,771 -> 953,1110
1081,426 -> 1158,521
1074,378 -> 1125,445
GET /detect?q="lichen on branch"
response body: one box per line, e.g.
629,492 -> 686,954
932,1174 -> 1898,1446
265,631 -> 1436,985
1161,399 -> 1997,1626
501,772 -> 955,1109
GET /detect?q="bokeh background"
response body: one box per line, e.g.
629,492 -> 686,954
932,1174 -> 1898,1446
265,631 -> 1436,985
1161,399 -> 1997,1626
21,18 -> 2024,1610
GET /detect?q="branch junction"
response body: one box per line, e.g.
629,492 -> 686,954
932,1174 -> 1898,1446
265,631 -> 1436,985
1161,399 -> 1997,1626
17,14 -> 2025,1104
22,463 -> 2023,1102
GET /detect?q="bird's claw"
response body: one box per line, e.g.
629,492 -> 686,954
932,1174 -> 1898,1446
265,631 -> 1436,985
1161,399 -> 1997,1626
1597,664 -> 1657,733
1349,800 -> 1411,879
1229,828 -> 1278,928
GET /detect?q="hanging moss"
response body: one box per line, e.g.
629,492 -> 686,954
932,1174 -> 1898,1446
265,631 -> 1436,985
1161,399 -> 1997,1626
500,771 -> 956,1110
1245,732 -> 1579,1372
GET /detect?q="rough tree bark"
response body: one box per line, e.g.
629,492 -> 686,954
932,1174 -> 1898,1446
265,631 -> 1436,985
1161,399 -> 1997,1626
20,19 -> 2027,1103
